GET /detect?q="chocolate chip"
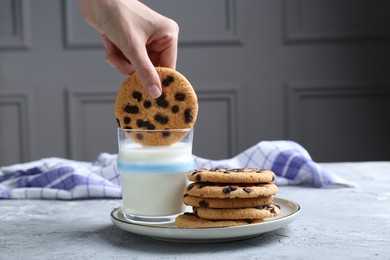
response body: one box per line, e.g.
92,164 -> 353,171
196,174 -> 202,182
136,119 -> 145,127
183,193 -> 189,198
162,80 -> 170,87
156,99 -> 169,108
132,91 -> 142,102
123,117 -> 131,124
136,133 -> 143,140
256,205 -> 273,211
275,204 -> 281,209
143,100 -> 152,108
256,169 -> 265,173
124,126 -> 132,129
187,183 -> 195,191
191,170 -> 200,176
171,105 -> 179,113
243,187 -> 252,193
199,200 -> 209,208
162,76 -> 174,87
124,104 -> 139,114
198,183 -> 208,189
143,122 -> 155,130
116,118 -> 120,127
272,175 -> 275,182
156,93 -> 168,107
244,219 -> 253,224
183,212 -> 196,216
175,93 -> 186,101
154,114 -> 169,124
223,186 -> 237,194
184,109 -> 193,123
162,130 -> 171,137
137,119 -> 155,130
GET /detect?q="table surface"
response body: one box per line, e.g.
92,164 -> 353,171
1,162 -> 389,260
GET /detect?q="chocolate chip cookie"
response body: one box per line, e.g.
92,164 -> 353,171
194,204 -> 281,220
115,67 -> 198,145
186,183 -> 278,199
175,212 -> 263,228
183,194 -> 274,208
189,168 -> 276,183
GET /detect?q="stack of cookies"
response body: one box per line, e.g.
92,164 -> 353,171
176,168 -> 280,228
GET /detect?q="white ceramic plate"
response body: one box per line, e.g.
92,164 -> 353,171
111,197 -> 300,243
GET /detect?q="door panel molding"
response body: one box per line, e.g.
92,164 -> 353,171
0,89 -> 35,165
285,81 -> 390,161
0,0 -> 31,49
66,88 -> 117,160
283,0 -> 390,43
63,0 -> 240,48
194,81 -> 245,159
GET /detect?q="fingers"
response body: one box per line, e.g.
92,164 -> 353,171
78,0 -> 178,99
130,45 -> 162,98
102,35 -> 134,75
102,35 -> 162,98
154,20 -> 179,69
157,46 -> 177,70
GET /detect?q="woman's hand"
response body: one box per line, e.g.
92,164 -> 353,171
76,0 -> 179,98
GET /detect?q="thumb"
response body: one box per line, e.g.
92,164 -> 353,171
130,48 -> 162,99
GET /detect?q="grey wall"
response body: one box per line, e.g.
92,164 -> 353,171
1,0 -> 390,167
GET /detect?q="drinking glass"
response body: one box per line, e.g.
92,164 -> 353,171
117,128 -> 194,224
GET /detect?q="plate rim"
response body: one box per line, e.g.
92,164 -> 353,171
111,197 -> 300,242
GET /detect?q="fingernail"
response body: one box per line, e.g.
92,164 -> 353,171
147,85 -> 162,98
106,59 -> 115,68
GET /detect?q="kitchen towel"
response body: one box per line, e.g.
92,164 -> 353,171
0,140 -> 354,199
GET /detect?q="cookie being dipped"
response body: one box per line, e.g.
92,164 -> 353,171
115,67 -> 198,145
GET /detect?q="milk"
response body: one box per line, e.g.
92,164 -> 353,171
117,142 -> 193,220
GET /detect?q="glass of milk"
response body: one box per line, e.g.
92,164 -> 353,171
117,128 -> 194,224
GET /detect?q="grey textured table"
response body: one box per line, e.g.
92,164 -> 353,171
1,162 -> 389,260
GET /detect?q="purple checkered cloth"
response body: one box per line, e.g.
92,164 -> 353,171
0,140 -> 354,199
